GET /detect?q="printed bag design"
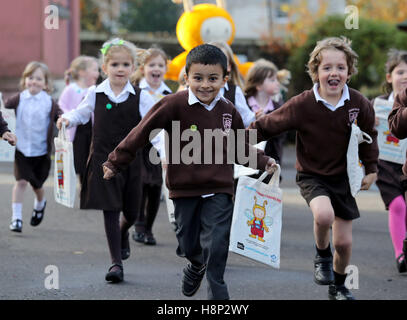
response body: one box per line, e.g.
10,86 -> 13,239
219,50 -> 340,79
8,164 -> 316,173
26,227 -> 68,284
54,123 -> 76,208
373,98 -> 407,164
229,165 -> 283,269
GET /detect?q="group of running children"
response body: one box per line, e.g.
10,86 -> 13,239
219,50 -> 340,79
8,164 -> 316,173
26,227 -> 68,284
1,35 -> 407,301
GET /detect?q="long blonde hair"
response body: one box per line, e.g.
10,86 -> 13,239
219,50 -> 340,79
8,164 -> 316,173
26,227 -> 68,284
99,38 -> 139,77
130,47 -> 168,86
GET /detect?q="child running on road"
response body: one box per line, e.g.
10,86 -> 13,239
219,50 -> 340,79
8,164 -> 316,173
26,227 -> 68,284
103,44 -> 277,300
247,37 -> 378,300
57,38 -> 155,283
5,61 -> 62,233
373,49 -> 407,273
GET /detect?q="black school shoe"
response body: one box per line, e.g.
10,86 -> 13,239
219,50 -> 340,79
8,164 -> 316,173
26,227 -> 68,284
314,254 -> 334,285
396,253 -> 407,273
144,233 -> 156,245
121,232 -> 130,260
10,219 -> 23,233
182,264 -> 206,297
105,264 -> 124,283
132,231 -> 145,243
30,201 -> 46,226
328,284 -> 356,300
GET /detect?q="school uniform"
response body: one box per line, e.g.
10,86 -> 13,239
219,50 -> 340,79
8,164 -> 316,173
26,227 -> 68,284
5,90 -> 62,188
221,82 -> 255,128
389,87 -> 407,176
104,88 -> 270,299
374,93 -> 406,210
249,84 -> 379,220
58,83 -> 93,181
62,79 -> 155,211
135,79 -> 172,237
247,95 -> 286,165
138,79 -> 171,187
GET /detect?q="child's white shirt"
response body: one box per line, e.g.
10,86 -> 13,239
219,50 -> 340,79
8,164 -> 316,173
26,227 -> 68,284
220,83 -> 255,128
188,87 -> 225,111
16,90 -> 52,157
312,83 -> 350,111
388,92 -> 394,102
139,78 -> 172,102
139,78 -> 172,159
62,79 -> 155,127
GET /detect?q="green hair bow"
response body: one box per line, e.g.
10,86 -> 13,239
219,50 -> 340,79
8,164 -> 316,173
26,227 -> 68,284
100,39 -> 125,56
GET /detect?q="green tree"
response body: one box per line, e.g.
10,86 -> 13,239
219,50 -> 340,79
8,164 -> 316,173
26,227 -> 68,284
286,15 -> 407,99
80,0 -> 109,32
119,0 -> 181,33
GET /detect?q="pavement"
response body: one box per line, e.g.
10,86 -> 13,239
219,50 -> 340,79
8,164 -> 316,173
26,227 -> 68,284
0,144 -> 406,302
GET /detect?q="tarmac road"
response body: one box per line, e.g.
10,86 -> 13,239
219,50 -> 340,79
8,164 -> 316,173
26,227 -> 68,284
0,145 -> 406,301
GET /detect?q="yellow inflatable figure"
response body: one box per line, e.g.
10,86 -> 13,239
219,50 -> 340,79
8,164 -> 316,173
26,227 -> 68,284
167,0 -> 253,81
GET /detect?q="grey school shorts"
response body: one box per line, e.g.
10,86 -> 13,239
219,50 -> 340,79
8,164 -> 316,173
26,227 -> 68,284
296,172 -> 360,220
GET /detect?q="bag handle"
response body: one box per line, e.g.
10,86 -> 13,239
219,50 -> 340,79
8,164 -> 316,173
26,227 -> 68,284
361,131 -> 372,144
352,123 -> 372,144
58,122 -> 67,141
257,164 -> 281,188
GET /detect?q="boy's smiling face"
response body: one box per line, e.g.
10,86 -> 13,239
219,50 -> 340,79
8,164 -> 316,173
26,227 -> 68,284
317,48 -> 349,104
185,63 -> 227,105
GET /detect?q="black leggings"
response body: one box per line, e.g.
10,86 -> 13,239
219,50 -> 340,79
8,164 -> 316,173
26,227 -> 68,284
134,184 -> 162,234
103,210 -> 137,265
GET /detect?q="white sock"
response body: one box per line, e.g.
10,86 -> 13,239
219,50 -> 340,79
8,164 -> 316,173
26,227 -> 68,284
12,203 -> 23,221
34,198 -> 46,211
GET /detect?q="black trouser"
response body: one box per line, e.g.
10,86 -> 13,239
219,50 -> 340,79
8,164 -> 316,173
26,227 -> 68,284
103,210 -> 137,265
134,184 -> 162,234
173,193 -> 233,300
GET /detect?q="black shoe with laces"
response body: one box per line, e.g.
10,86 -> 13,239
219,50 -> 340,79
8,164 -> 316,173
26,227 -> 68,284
328,284 -> 355,300
30,201 -> 46,226
10,219 -> 22,233
314,253 -> 334,285
182,264 -> 206,297
105,264 -> 124,283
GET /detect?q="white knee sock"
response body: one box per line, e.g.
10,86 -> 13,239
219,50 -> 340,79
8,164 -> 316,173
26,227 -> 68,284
34,198 -> 46,211
12,203 -> 23,221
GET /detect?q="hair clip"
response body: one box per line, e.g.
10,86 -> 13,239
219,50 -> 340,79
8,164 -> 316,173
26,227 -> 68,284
100,39 -> 125,56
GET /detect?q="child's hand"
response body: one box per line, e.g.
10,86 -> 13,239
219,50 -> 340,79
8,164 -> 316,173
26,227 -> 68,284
2,131 -> 17,146
57,117 -> 69,130
265,158 -> 278,174
255,110 -> 264,119
360,172 -> 377,190
103,165 -> 115,180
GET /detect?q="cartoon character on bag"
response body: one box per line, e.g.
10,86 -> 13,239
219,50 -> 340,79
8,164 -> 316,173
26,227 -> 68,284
383,130 -> 400,146
246,196 -> 272,242
57,153 -> 64,189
